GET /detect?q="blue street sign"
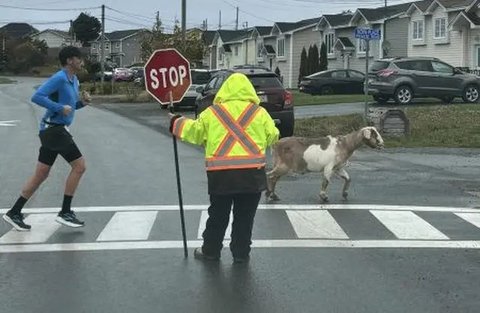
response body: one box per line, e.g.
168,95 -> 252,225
354,28 -> 381,40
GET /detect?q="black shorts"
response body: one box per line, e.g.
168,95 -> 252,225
38,126 -> 83,166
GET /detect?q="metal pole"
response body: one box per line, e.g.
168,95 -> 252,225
170,91 -> 188,258
181,0 -> 186,46
365,39 -> 370,120
100,4 -> 105,88
235,7 -> 239,30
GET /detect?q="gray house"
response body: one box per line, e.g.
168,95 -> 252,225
90,29 -> 150,67
315,3 -> 411,73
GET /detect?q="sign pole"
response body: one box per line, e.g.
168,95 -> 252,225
364,39 -> 370,121
170,91 -> 188,258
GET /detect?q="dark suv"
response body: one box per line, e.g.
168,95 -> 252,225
368,57 -> 480,105
195,66 -> 294,137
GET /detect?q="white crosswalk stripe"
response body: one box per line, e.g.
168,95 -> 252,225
455,213 -> 480,229
286,210 -> 348,239
97,211 -> 158,241
0,205 -> 479,253
370,210 -> 449,240
0,214 -> 60,244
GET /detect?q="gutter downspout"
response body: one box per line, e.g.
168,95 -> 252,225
288,34 -> 294,88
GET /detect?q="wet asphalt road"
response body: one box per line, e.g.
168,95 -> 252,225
0,77 -> 479,313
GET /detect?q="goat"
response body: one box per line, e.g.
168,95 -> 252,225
266,126 -> 384,202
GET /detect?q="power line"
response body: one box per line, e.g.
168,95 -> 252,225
0,4 -> 101,11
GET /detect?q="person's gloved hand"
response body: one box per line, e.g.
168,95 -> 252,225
168,113 -> 182,133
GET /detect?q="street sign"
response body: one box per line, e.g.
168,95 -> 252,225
354,28 -> 381,41
144,48 -> 192,105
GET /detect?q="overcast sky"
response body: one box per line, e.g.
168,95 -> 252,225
0,0 -> 413,33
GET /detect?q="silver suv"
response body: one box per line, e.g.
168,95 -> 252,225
368,57 -> 480,105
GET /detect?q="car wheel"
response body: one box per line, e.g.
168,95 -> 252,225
373,95 -> 389,104
320,86 -> 333,95
394,85 -> 413,105
440,96 -> 454,104
462,85 -> 479,103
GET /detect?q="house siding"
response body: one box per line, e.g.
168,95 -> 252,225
119,33 -> 145,66
385,17 -> 409,58
408,8 -> 464,67
289,26 -> 319,88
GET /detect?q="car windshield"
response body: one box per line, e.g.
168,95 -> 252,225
248,75 -> 283,88
191,71 -> 211,85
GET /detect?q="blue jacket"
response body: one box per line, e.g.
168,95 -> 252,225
32,69 -> 85,131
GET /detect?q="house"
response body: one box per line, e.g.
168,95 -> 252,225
90,28 -> 150,67
201,30 -> 216,68
404,0 -> 479,68
0,23 -> 37,40
315,3 -> 411,74
30,29 -> 81,48
210,29 -> 250,69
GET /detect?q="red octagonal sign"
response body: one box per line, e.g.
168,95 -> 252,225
144,48 -> 192,105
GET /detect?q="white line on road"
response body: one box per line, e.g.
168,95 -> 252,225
287,210 -> 348,239
96,211 -> 158,241
371,211 -> 449,240
455,213 -> 480,229
1,204 -> 479,214
0,120 -> 20,127
1,239 -> 480,254
0,214 -> 60,244
197,211 -> 233,239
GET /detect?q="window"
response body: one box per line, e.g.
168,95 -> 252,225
331,71 -> 347,79
234,46 -> 239,56
434,18 -> 447,39
357,39 -> 367,54
218,47 -> 224,61
115,42 -> 120,49
277,38 -> 285,57
257,41 -> 263,57
248,75 -> 283,88
324,33 -> 335,55
412,20 -> 424,40
105,43 -> 110,50
431,61 -> 453,74
92,43 -> 97,49
349,70 -> 364,79
205,77 -> 218,91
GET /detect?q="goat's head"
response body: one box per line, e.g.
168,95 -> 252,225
361,127 -> 384,150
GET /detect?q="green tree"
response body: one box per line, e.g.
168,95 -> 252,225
72,13 -> 101,47
6,39 -> 48,73
311,44 -> 320,73
298,47 -> 308,84
307,45 -> 315,76
319,42 -> 328,71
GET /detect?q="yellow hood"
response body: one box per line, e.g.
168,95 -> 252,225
213,73 -> 260,105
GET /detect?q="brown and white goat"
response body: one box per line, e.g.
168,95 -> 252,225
266,127 -> 384,202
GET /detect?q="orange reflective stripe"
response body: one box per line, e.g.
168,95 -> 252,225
172,117 -> 186,137
205,155 -> 266,171
210,104 -> 260,156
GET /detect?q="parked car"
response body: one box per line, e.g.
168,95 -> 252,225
133,68 -> 145,86
298,69 -> 365,95
113,68 -> 134,82
368,57 -> 480,105
169,69 -> 214,110
195,66 -> 294,137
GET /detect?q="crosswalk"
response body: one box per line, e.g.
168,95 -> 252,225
1,204 -> 480,253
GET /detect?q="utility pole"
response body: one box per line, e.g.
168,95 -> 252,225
100,4 -> 105,86
181,0 -> 186,46
235,7 -> 239,30
219,10 -> 222,30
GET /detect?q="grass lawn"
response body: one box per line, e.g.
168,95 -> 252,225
0,77 -> 15,84
291,90 -> 371,106
294,104 -> 480,148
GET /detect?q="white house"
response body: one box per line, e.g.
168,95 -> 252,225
31,29 -> 80,48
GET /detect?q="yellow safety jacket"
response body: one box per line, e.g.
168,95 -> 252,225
172,73 -> 279,171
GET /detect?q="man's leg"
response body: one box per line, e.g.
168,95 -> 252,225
3,147 -> 56,231
55,143 -> 86,227
200,194 -> 233,258
230,193 -> 261,262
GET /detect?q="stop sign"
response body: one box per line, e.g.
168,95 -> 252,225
144,49 -> 192,105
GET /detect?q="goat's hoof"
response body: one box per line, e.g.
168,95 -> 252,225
342,192 -> 349,200
319,194 -> 329,202
269,193 -> 280,202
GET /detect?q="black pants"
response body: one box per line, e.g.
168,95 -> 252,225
202,193 -> 261,258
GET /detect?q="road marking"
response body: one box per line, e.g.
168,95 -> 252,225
1,240 -> 480,254
0,120 -> 20,127
0,214 -> 60,244
286,210 -> 348,239
370,211 -> 449,240
96,211 -> 158,241
455,213 -> 480,229
1,204 -> 479,214
197,211 -> 233,239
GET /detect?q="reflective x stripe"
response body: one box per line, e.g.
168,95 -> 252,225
206,155 -> 266,171
210,104 -> 260,156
